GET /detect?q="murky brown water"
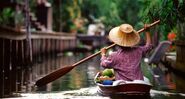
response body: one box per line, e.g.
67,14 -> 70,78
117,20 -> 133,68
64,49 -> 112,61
5,51 -> 185,99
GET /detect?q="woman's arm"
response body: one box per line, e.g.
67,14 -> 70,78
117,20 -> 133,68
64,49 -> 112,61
145,32 -> 151,45
140,24 -> 153,54
144,24 -> 152,46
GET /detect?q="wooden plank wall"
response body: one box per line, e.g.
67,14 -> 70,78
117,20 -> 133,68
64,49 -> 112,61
0,30 -> 77,97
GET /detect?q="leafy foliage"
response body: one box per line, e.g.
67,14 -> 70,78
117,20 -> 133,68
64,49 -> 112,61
139,0 -> 185,40
2,0 -> 171,36
0,8 -> 15,26
80,0 -> 141,31
50,0 -> 142,33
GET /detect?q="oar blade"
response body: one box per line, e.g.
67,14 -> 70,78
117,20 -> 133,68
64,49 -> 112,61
35,65 -> 75,87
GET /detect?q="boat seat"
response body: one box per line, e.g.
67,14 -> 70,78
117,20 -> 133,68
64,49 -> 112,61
145,41 -> 172,65
144,41 -> 172,87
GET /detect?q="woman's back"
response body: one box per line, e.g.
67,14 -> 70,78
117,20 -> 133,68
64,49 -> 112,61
105,45 -> 151,81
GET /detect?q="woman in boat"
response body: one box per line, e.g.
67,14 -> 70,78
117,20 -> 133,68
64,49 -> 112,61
100,24 -> 152,81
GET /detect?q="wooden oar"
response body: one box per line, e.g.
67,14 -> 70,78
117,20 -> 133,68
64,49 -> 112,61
35,20 -> 160,86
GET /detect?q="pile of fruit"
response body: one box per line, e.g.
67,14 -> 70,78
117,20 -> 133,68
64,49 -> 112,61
95,69 -> 115,85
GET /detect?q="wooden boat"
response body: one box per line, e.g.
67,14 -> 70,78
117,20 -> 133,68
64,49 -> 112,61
94,72 -> 152,96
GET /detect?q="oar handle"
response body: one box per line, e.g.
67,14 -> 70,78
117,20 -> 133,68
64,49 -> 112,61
72,20 -> 160,67
137,20 -> 160,33
72,43 -> 116,66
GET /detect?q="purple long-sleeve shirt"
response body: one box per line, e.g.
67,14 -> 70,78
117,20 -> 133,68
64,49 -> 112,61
100,44 -> 152,81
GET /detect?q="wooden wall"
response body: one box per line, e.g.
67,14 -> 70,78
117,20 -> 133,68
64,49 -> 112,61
0,29 -> 77,97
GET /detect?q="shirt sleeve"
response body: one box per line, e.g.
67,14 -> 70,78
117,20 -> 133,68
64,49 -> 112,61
140,44 -> 153,55
100,53 -> 115,68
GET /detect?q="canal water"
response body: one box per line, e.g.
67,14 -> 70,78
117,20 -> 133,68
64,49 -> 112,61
7,51 -> 185,99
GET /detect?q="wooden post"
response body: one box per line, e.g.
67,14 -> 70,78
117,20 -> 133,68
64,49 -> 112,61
10,40 -> 17,94
47,5 -> 52,31
15,40 -> 24,92
25,0 -> 33,63
0,38 -> 4,97
175,40 -> 185,73
36,0 -> 52,31
4,39 -> 11,96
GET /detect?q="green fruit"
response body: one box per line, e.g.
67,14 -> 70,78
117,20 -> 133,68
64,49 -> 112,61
95,78 -> 101,83
102,69 -> 114,77
103,76 -> 110,78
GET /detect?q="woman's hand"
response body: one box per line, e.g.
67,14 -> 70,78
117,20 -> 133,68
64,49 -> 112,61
100,47 -> 107,56
144,24 -> 150,30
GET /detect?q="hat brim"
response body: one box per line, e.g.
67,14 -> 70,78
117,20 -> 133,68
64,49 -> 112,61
109,26 -> 140,47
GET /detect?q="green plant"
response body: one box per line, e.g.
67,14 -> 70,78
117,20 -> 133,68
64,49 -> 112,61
0,8 -> 15,26
139,0 -> 185,40
81,0 -> 141,31
51,0 -> 142,32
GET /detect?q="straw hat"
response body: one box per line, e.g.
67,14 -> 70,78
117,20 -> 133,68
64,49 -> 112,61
109,24 -> 140,47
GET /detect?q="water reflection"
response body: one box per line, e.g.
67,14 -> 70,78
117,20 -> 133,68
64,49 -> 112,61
173,70 -> 185,93
142,62 -> 177,92
34,52 -> 102,91
10,52 -> 185,99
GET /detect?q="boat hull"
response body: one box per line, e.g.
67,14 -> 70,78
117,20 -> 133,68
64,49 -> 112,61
95,72 -> 152,96
97,83 -> 151,96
